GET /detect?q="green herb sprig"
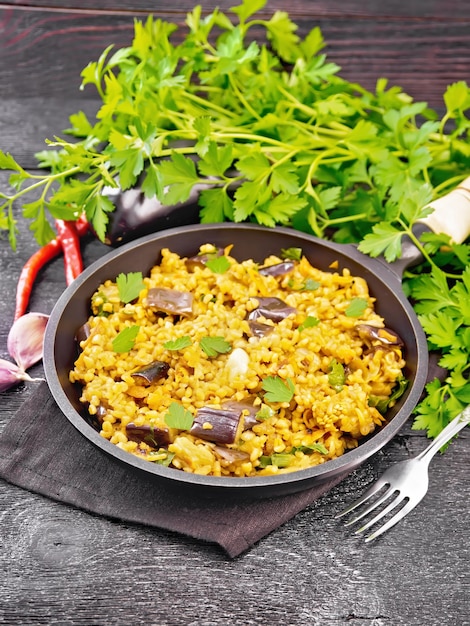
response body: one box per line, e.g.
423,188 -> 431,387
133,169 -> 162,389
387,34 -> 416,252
2,1 -> 470,249
164,402 -> 194,430
1,0 -> 469,439
116,272 -> 145,304
262,376 -> 295,403
112,325 -> 140,353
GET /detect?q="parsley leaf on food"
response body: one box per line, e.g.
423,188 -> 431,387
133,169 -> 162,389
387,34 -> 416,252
112,325 -> 140,353
328,358 -> 345,392
345,297 -> 368,317
298,315 -> 320,332
255,405 -> 275,421
281,247 -> 302,261
116,272 -> 145,303
259,453 -> 293,468
200,336 -> 232,357
1,2 -> 470,445
369,377 -> 408,413
205,255 -> 231,274
293,443 -> 328,455
147,450 -> 175,466
163,336 -> 192,351
302,278 -> 320,291
164,402 -> 194,430
262,376 -> 295,403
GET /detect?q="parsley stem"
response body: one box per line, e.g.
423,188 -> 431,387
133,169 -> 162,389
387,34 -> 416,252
229,75 -> 262,121
399,220 -> 436,269
433,174 -> 467,196
211,131 -> 289,149
6,166 -> 82,202
181,91 -> 238,118
322,213 -> 369,226
269,148 -> 303,169
302,148 -> 354,198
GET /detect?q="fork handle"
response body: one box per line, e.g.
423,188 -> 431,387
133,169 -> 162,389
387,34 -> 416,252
416,405 -> 470,463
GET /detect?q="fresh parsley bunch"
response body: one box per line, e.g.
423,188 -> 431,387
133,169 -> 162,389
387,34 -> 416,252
0,0 -> 469,438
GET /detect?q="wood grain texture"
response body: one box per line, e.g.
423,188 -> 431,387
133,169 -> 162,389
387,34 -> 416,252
1,2 -> 469,106
1,2 -> 469,625
2,3 -> 470,168
3,0 -> 470,18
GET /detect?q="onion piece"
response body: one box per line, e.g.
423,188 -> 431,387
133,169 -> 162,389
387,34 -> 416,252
225,347 -> 249,380
7,312 -> 49,371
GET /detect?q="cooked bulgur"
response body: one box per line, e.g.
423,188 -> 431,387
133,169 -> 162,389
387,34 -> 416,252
70,244 -> 407,477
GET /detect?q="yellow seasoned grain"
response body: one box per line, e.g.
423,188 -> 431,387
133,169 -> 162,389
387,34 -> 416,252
70,244 -> 407,477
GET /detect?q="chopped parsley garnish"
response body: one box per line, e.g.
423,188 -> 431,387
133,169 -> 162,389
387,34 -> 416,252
328,358 -> 346,392
200,336 -> 232,357
164,336 -> 192,351
112,325 -> 140,353
345,297 -> 369,317
116,271 -> 145,304
261,376 -> 295,403
369,377 -> 409,414
164,402 -> 194,430
259,453 -> 293,468
293,443 -> 328,455
281,247 -> 302,261
205,255 -> 231,274
288,277 -> 320,291
303,278 -> 321,291
259,443 -> 328,468
298,315 -> 320,332
147,450 -> 175,466
91,291 -> 110,316
255,405 -> 275,421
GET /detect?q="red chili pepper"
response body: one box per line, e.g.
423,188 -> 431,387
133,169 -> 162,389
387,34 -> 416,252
14,215 -> 90,321
14,239 -> 62,321
55,219 -> 84,286
75,213 -> 90,237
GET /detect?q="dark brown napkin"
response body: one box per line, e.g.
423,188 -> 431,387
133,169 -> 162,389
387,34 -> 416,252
0,382 -> 347,558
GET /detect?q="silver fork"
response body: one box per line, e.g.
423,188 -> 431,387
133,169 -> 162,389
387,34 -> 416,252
336,405 -> 470,541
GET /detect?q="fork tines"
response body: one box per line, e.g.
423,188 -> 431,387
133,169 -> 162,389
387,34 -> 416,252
336,480 -> 414,542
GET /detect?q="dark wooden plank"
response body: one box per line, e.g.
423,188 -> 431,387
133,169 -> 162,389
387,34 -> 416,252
0,414 -> 468,625
4,0 -> 470,19
1,2 -> 470,625
1,5 -> 469,108
1,4 -> 469,170
1,172 -> 470,626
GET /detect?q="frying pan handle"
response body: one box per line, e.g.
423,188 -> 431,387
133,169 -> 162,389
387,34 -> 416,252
418,176 -> 470,244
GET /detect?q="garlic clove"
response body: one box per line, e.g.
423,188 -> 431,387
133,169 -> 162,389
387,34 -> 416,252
0,358 -> 28,393
7,312 -> 49,371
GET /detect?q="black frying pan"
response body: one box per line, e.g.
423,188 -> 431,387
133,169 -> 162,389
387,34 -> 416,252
44,223 -> 430,498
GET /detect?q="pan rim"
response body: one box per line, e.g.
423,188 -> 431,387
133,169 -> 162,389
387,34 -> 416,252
44,223 -> 429,494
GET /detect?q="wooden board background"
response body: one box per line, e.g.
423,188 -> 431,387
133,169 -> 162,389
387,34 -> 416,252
1,2 -> 469,624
